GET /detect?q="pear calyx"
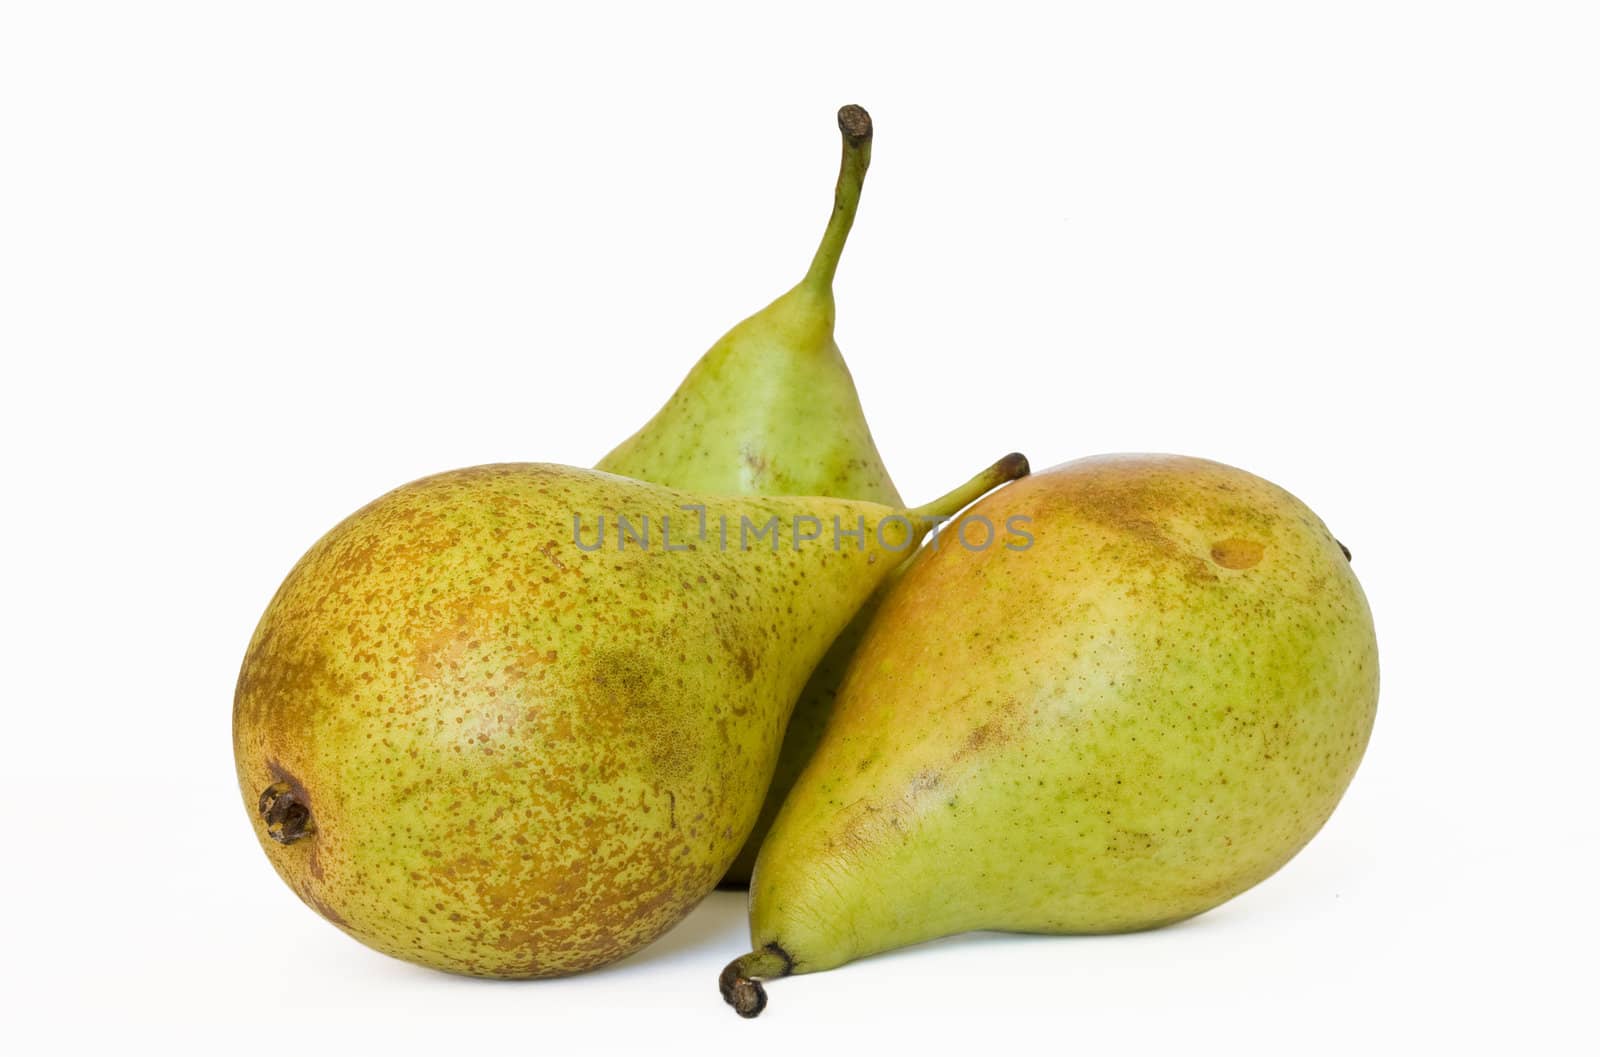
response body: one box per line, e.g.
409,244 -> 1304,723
258,782 -> 314,845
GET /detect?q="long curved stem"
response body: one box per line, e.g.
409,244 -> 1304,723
801,104 -> 873,292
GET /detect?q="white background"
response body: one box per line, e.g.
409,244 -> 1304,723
3,2 -> 1596,1053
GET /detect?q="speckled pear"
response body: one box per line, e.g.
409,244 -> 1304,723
233,456 -> 1026,978
722,455 -> 1379,1016
597,105 -> 907,884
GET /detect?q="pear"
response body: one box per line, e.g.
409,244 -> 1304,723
597,104 -> 899,503
599,105 -> 908,884
721,455 -> 1378,1016
233,456 -> 1026,977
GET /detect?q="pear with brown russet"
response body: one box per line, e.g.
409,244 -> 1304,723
233,455 -> 1027,977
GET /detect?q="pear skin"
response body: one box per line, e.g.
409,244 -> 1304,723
722,455 -> 1378,1016
597,105 -> 898,505
719,560 -> 910,883
234,457 -> 1025,977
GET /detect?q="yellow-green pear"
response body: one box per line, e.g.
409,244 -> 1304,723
722,455 -> 1378,1016
233,456 -> 1026,978
598,104 -> 899,503
598,105 -> 912,884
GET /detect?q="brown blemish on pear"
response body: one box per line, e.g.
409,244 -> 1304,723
580,646 -> 702,785
1210,538 -> 1265,569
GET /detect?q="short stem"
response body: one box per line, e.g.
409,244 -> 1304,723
718,943 -> 793,1019
909,453 -> 1030,523
801,105 -> 873,292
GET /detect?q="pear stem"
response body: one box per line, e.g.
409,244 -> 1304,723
801,105 -> 873,292
718,943 -> 793,1019
909,453 -> 1030,523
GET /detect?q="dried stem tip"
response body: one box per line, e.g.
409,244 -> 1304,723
718,943 -> 793,1019
837,104 -> 872,145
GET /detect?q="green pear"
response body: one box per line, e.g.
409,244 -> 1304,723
597,104 -> 899,503
721,454 -> 1378,1016
233,456 -> 1026,978
599,105 -> 908,884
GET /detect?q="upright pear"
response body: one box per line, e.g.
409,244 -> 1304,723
234,456 -> 1025,977
597,104 -> 899,503
722,455 -> 1378,1016
599,105 -> 908,883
